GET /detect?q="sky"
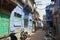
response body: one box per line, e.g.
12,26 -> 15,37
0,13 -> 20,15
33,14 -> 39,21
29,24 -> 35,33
34,0 -> 51,27
35,0 -> 51,20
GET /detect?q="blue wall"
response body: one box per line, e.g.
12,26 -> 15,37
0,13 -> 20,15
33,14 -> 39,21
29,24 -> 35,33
10,6 -> 33,35
10,6 -> 24,33
23,9 -> 33,34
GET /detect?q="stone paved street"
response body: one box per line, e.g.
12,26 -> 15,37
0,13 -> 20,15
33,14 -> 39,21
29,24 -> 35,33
26,29 -> 46,40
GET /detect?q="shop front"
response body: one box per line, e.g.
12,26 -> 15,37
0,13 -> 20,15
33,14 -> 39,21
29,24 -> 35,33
0,13 -> 10,40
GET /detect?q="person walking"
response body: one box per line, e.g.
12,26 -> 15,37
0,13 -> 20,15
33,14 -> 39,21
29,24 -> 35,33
46,1 -> 55,34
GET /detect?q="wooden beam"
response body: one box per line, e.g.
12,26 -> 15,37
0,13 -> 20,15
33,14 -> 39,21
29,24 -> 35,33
10,0 -> 17,4
1,0 -> 16,12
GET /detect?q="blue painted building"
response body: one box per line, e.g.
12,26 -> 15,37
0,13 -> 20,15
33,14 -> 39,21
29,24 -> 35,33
10,6 -> 24,34
10,5 -> 33,35
23,9 -> 33,35
23,9 -> 29,33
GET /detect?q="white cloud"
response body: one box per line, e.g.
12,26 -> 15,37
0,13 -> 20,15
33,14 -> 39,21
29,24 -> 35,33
35,0 -> 51,20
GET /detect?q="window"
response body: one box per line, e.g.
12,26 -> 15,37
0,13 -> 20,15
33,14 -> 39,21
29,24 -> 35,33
14,12 -> 21,22
14,12 -> 21,17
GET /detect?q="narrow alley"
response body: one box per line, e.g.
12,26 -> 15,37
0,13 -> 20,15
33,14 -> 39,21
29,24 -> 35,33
0,0 -> 60,40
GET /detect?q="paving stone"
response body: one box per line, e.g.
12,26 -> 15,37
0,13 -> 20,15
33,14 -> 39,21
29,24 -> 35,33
26,29 -> 46,40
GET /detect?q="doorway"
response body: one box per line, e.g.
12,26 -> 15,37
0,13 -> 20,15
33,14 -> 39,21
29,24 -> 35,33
15,27 -> 20,40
